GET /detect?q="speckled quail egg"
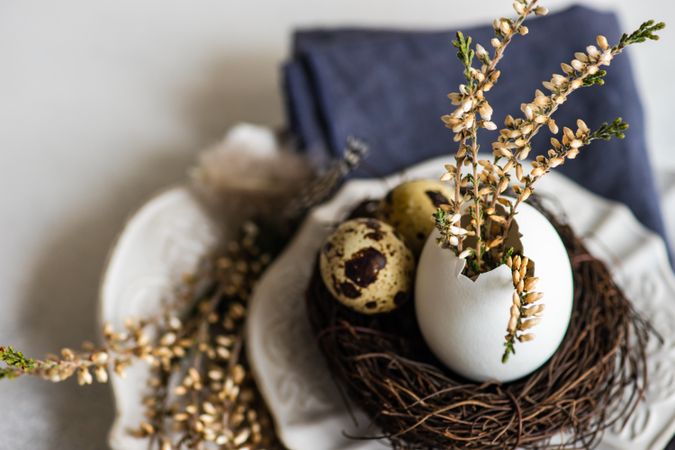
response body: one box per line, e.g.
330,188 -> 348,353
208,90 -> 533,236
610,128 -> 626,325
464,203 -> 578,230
319,218 -> 415,314
379,179 -> 454,255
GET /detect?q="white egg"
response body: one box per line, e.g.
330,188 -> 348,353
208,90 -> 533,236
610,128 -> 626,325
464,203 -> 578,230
415,201 -> 573,382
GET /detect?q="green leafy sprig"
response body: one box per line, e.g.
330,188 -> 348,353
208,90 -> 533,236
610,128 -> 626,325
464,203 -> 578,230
452,31 -> 475,85
617,20 -> 665,50
590,118 -> 629,141
0,346 -> 35,380
582,69 -> 607,87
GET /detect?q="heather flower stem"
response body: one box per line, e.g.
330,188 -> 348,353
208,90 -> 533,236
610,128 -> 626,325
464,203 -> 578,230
447,1 -> 539,266
437,5 -> 664,360
469,134 -> 484,270
493,24 -> 662,254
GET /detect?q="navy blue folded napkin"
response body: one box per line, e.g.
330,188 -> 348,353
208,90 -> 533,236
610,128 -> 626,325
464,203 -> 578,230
283,5 -> 670,252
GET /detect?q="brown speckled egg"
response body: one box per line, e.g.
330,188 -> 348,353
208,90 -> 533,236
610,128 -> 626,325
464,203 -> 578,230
319,218 -> 415,314
379,179 -> 454,255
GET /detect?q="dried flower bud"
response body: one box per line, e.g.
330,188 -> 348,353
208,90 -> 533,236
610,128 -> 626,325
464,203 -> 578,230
513,255 -> 522,270
586,45 -> 600,59
91,351 -> 109,365
575,52 -> 590,63
160,332 -> 176,347
551,73 -> 566,86
549,157 -> 564,168
563,127 -> 575,141
519,317 -> 542,330
512,270 -> 521,285
571,59 -> 585,71
479,102 -> 494,121
534,6 -> 549,15
570,139 -> 583,149
483,121 -> 498,130
524,304 -> 545,317
596,35 -> 609,51
560,62 -> 574,74
77,367 -> 93,386
516,164 -> 524,182
503,159 -> 515,172
475,43 -> 488,59
440,172 -> 453,182
171,385 -> 187,396
489,214 -> 507,224
94,366 -> 109,383
512,291 -> 521,307
548,119 -> 559,134
61,348 -> 75,361
495,148 -> 513,159
487,237 -> 504,249
518,333 -> 536,342
524,292 -> 544,304
499,19 -> 512,35
524,277 -> 539,291
519,257 -> 528,278
498,178 -> 509,193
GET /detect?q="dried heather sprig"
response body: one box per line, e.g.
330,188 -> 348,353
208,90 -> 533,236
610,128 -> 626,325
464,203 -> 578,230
440,0 -> 543,266
504,118 -> 628,234
503,254 -> 544,362
0,223 -> 281,450
0,323 -> 151,385
128,222 -> 279,449
491,23 -> 661,202
436,5 -> 664,360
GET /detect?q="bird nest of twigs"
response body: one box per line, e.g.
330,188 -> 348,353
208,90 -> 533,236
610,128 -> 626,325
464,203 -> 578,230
305,198 -> 651,450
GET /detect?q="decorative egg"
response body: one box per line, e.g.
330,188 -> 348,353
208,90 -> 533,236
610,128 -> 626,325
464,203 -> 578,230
415,201 -> 573,382
320,218 -> 415,314
379,179 -> 454,255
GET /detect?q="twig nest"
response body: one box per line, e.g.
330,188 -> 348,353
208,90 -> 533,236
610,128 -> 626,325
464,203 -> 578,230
379,179 -> 454,255
320,218 -> 415,314
307,198 -> 650,449
415,201 -> 573,382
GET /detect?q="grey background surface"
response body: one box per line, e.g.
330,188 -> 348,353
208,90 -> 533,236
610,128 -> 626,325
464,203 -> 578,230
0,1 -> 673,448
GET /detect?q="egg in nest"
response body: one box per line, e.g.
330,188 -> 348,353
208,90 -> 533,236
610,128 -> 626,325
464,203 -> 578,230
319,218 -> 415,314
379,179 -> 454,255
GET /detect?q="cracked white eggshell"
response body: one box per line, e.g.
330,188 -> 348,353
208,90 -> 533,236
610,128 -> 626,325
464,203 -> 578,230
415,201 -> 573,382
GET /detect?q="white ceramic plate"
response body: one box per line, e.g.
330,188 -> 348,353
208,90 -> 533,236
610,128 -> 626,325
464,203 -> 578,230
100,186 -> 221,450
246,156 -> 675,450
101,157 -> 675,450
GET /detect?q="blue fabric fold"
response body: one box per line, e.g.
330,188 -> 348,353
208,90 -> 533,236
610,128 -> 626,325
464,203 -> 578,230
283,5 -> 671,253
